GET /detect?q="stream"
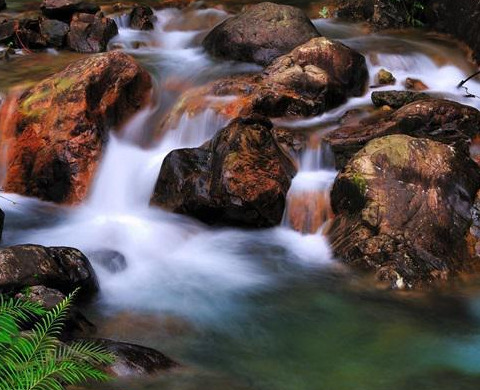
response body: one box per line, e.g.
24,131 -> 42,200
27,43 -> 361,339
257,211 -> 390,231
2,2 -> 480,389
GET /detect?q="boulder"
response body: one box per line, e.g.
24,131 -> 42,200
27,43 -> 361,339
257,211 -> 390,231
0,51 -> 151,203
263,37 -> 369,109
327,135 -> 480,289
324,99 -> 480,169
41,0 -> 100,22
0,245 -> 98,298
371,90 -> 430,109
130,6 -> 156,31
202,2 -> 320,66
98,339 -> 178,377
151,116 -> 297,227
163,37 -> 368,129
40,18 -> 69,47
67,12 -> 118,53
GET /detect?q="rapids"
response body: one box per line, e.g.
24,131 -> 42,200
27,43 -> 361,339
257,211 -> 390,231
1,4 -> 480,390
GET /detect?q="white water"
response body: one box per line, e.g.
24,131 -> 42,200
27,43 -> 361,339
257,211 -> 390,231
3,11 -> 480,323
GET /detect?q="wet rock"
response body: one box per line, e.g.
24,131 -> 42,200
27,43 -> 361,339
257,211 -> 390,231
405,77 -> 428,91
327,134 -> 480,289
98,339 -> 178,377
0,46 -> 14,61
130,5 -> 156,31
40,18 -> 69,47
164,37 -> 368,127
15,17 -> 48,50
324,99 -> 480,169
425,0 -> 480,64
15,285 -> 97,337
371,90 -> 430,109
0,51 -> 151,203
41,0 -> 100,22
0,245 -> 98,298
375,68 -> 396,85
263,37 -> 369,110
0,17 -> 16,44
203,2 -> 320,66
87,249 -> 127,273
67,12 -> 118,53
151,116 -> 297,227
337,0 -> 412,30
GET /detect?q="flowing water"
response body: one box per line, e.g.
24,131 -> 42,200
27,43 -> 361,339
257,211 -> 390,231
2,3 -> 480,389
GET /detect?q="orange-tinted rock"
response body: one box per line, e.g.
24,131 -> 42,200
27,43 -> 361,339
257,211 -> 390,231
151,116 -> 297,227
327,135 -> 480,289
0,51 -> 151,203
285,189 -> 333,234
405,77 -> 429,91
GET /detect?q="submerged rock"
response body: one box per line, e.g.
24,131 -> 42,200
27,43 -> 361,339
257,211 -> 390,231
151,116 -> 297,227
41,0 -> 100,22
0,51 -> 151,203
87,249 -> 127,273
67,12 -> 118,53
98,339 -> 179,377
203,2 -> 320,66
0,245 -> 98,298
324,99 -> 480,169
327,135 -> 480,289
130,6 -> 156,31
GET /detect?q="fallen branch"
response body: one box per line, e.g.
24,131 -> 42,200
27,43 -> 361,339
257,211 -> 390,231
457,69 -> 480,99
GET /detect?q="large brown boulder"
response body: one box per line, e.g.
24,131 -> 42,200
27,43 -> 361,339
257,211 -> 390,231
324,99 -> 480,169
0,245 -> 98,298
202,2 -> 320,66
0,51 -> 151,203
327,135 -> 480,289
67,12 -> 118,53
162,37 -> 368,133
151,116 -> 297,227
262,37 -> 368,110
41,0 -> 100,21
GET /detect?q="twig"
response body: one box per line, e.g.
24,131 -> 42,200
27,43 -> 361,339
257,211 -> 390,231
457,69 -> 480,99
0,194 -> 16,205
14,29 -> 33,55
457,70 -> 480,88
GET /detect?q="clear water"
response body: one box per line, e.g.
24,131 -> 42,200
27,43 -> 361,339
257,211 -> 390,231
1,4 -> 480,390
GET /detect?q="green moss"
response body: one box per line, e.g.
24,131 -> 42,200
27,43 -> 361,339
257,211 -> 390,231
351,172 -> 367,196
